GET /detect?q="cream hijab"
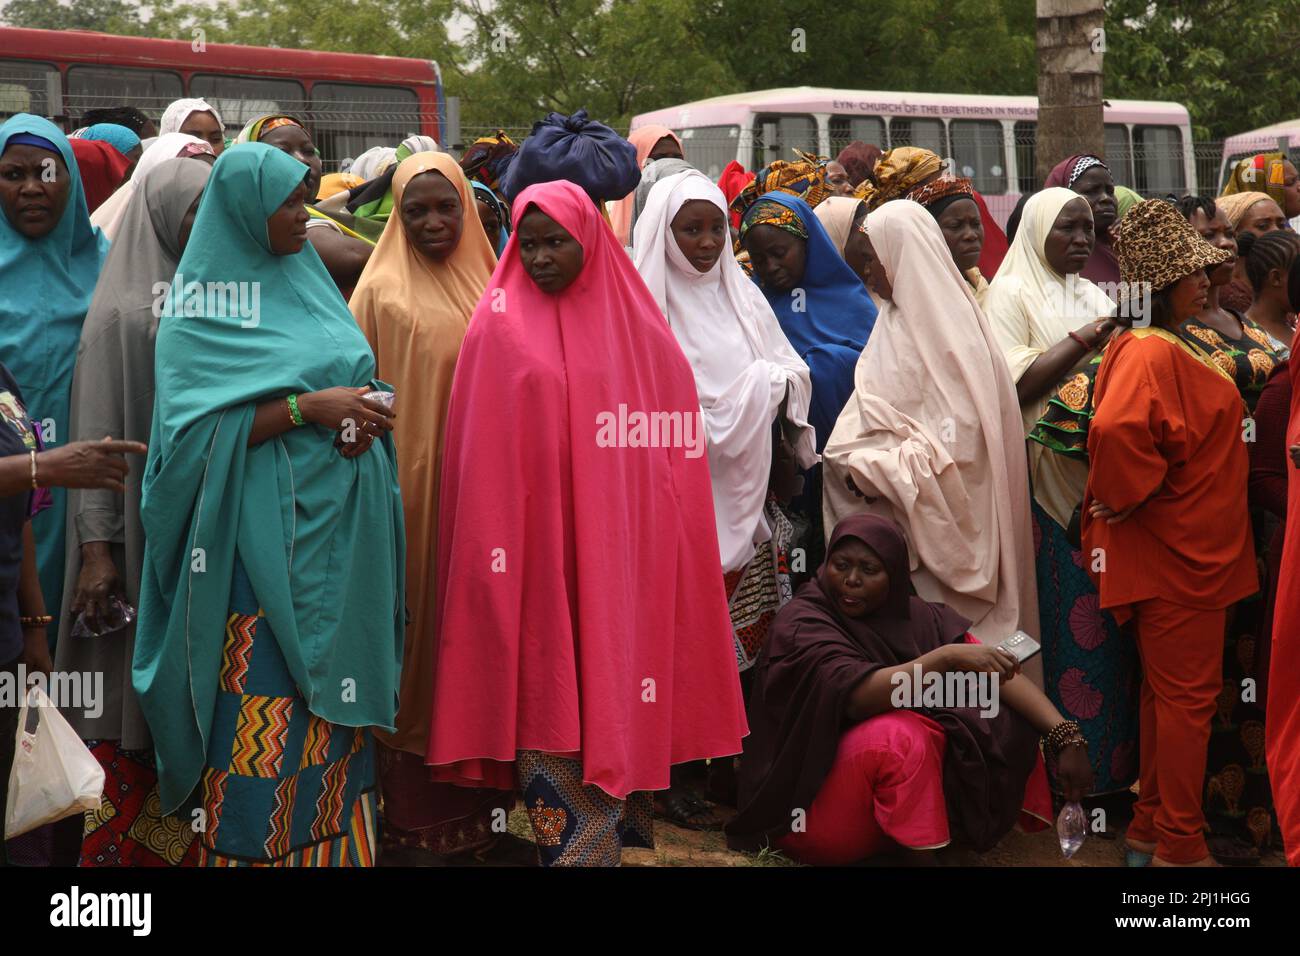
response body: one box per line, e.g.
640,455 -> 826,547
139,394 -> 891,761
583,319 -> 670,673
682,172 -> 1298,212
985,187 -> 1115,528
90,133 -> 211,239
633,169 -> 817,573
813,196 -> 863,256
822,200 -> 1039,656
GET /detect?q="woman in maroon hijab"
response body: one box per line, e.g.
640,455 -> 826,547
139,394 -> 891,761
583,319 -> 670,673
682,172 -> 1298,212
1044,154 -> 1120,287
727,515 -> 1093,864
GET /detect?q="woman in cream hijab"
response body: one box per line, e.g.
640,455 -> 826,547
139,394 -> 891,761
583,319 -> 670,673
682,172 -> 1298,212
349,151 -> 512,861
822,200 -> 1039,674
985,186 -> 1137,798
813,195 -> 871,290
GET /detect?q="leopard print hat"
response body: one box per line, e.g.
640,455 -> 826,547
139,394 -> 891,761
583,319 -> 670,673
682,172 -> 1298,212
1113,198 -> 1232,293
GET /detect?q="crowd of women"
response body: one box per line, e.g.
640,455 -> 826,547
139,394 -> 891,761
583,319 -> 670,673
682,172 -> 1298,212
2,95 -> 1300,869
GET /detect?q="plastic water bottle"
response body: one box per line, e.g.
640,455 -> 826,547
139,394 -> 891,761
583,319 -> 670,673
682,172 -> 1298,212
1057,800 -> 1086,859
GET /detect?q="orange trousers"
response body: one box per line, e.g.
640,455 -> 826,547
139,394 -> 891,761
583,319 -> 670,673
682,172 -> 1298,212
1123,598 -> 1226,864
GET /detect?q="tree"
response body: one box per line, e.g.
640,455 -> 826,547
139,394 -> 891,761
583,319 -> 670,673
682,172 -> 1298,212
696,0 -> 1037,97
1035,0 -> 1104,184
1103,0 -> 1300,141
454,0 -> 734,131
1,0 -> 146,33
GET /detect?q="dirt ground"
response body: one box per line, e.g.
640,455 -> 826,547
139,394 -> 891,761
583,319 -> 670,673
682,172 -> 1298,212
392,800 -> 1285,868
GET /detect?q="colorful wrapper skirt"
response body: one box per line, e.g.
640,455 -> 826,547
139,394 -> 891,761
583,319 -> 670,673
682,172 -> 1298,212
194,559 -> 379,867
1032,499 -> 1140,795
517,751 -> 653,867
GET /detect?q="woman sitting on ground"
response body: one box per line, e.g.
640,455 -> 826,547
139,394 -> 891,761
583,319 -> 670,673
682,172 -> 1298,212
727,514 -> 1093,865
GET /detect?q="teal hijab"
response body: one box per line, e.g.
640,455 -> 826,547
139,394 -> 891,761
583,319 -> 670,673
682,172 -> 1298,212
0,114 -> 110,643
133,143 -> 406,812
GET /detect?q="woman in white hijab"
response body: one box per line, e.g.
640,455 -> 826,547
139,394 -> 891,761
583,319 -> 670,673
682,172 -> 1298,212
813,195 -> 871,292
158,98 -> 225,153
633,167 -> 817,825
821,199 -> 1040,676
983,186 -> 1136,798
89,132 -> 214,239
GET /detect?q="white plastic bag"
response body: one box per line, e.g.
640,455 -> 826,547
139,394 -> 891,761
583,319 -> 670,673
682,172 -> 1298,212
4,685 -> 104,839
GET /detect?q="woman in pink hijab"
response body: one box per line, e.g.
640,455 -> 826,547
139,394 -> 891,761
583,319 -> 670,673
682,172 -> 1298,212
426,179 -> 748,866
609,124 -> 684,245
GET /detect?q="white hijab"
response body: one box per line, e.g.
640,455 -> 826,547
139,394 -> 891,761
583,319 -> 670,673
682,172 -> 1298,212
350,146 -> 397,181
822,200 -> 1040,657
633,169 -> 818,573
90,133 -> 211,240
814,196 -> 863,256
159,98 -> 224,136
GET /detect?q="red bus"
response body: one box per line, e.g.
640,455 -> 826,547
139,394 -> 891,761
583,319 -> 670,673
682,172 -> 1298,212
0,26 -> 445,166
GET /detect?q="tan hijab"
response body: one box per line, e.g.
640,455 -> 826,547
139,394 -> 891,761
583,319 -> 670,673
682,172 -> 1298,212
349,152 -> 496,754
813,196 -> 863,256
822,200 -> 1040,666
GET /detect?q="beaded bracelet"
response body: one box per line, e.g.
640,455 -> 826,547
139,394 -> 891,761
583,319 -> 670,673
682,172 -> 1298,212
286,394 -> 305,427
1046,719 -> 1086,759
20,614 -> 53,628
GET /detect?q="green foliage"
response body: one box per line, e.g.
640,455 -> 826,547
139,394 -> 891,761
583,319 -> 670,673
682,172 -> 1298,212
1102,0 -> 1300,140
6,0 -> 1298,142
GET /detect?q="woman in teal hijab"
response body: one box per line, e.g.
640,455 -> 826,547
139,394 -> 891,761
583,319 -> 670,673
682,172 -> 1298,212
133,143 -> 406,866
0,114 -> 110,649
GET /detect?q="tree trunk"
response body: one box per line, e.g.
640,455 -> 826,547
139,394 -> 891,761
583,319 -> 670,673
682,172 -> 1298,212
1035,0 -> 1105,187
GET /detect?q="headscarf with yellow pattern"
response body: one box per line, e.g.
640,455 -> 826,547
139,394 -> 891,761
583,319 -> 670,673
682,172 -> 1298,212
729,148 -> 832,223
1220,151 -> 1288,206
855,146 -> 945,210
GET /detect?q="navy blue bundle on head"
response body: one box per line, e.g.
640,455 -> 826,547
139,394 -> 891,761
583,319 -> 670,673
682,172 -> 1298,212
501,109 -> 639,205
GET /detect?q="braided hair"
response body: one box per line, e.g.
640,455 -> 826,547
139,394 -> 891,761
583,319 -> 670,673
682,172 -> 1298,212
1169,193 -> 1218,224
1236,229 -> 1300,293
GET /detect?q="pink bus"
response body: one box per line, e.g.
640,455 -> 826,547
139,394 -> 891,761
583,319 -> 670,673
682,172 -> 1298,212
632,87 -> 1194,227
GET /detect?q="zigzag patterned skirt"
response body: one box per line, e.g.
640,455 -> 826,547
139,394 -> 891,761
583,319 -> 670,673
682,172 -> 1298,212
195,559 -> 378,867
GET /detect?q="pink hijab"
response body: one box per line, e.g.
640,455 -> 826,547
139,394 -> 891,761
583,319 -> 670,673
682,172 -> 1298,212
609,124 -> 684,246
426,179 -> 748,798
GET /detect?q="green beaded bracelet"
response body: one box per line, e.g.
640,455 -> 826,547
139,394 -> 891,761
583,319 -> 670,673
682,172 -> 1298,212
287,394 -> 305,426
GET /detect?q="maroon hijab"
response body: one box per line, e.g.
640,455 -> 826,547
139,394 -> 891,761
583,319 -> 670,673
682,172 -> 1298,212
726,514 -> 1041,853
1045,153 -> 1121,286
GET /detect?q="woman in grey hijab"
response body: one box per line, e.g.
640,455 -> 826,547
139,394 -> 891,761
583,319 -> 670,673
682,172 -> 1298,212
626,156 -> 695,253
54,157 -> 211,867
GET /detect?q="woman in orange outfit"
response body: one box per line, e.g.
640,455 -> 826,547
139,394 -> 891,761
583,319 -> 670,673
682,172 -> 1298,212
1083,199 -> 1258,867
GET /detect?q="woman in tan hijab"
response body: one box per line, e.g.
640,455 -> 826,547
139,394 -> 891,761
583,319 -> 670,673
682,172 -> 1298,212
822,200 -> 1039,675
349,151 -> 510,861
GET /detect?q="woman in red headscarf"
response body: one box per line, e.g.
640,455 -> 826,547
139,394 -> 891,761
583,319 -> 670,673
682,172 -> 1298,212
68,139 -> 131,213
426,179 -> 748,866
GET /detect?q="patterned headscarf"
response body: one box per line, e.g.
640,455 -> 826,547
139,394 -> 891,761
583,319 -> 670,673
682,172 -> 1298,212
459,129 -> 519,194
739,196 -> 810,242
907,176 -> 975,218
1220,151 -> 1288,207
729,149 -> 831,222
233,114 -> 304,144
856,147 -> 944,210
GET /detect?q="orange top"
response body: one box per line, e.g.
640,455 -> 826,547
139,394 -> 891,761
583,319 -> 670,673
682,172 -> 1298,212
1082,327 -> 1258,613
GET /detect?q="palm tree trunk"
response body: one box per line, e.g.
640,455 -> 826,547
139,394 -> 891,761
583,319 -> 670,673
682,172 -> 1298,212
1035,0 -> 1105,186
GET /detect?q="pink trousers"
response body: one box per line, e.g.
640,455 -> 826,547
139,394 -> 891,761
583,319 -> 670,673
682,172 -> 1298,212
776,710 -> 1051,865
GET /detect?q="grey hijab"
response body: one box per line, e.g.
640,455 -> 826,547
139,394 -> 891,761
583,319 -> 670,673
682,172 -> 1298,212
54,156 -> 211,748
627,157 -> 695,251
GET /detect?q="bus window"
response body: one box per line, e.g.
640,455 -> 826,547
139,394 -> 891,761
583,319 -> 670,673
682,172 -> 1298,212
0,60 -> 59,121
65,65 -> 182,119
752,113 -> 817,170
828,115 -> 885,156
1133,125 -> 1185,194
675,125 -> 739,181
1013,120 -> 1036,192
311,82 -> 421,164
889,118 -> 945,157
950,120 -> 1007,194
190,75 -> 307,139
1104,124 -> 1133,188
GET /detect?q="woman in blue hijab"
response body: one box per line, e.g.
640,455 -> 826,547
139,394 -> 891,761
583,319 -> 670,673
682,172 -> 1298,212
0,114 -> 111,647
740,191 -> 877,450
133,142 -> 406,866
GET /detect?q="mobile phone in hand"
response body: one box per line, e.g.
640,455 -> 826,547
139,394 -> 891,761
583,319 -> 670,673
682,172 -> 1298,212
996,630 -> 1042,664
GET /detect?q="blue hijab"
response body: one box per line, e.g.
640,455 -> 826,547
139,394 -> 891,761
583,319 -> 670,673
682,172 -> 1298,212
0,114 -> 110,640
471,180 -> 509,255
134,143 -> 406,811
746,191 -> 877,450
80,123 -> 141,157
